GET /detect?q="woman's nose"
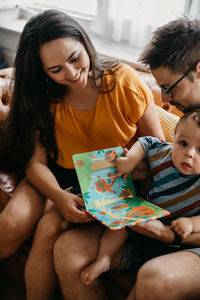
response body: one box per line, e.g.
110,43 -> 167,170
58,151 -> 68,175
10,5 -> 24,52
64,64 -> 76,80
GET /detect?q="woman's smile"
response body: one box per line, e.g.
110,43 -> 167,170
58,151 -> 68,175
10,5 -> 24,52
40,37 -> 90,90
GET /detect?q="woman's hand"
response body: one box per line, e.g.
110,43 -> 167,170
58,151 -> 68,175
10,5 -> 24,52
57,190 -> 93,223
131,219 -> 175,243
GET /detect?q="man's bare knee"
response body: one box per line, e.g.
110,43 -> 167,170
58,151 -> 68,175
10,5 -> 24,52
136,259 -> 178,300
54,226 -> 102,277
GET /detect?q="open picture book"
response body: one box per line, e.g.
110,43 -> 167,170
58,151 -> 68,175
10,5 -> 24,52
73,146 -> 170,230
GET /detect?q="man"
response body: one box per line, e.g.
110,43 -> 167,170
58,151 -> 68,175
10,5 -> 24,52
54,18 -> 200,300
140,18 -> 200,114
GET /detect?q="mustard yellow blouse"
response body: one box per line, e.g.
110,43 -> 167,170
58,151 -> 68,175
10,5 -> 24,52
51,64 -> 153,169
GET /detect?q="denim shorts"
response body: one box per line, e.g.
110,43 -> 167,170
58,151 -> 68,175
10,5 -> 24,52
117,230 -> 200,272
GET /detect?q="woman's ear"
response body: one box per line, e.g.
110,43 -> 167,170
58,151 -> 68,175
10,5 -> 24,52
196,61 -> 200,73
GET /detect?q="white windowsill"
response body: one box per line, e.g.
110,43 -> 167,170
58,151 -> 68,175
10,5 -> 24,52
0,10 -> 141,66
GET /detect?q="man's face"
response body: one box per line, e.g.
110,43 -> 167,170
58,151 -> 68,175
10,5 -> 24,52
151,66 -> 200,113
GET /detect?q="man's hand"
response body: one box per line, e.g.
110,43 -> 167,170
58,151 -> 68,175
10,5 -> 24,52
131,219 -> 175,243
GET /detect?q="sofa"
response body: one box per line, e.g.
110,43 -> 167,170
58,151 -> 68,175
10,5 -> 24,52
0,64 -> 180,299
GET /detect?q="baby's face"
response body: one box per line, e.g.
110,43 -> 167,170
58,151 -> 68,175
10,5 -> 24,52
172,118 -> 200,175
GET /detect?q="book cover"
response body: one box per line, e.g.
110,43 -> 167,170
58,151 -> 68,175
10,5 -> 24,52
73,146 -> 170,230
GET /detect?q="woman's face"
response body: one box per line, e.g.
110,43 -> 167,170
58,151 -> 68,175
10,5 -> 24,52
40,37 -> 90,90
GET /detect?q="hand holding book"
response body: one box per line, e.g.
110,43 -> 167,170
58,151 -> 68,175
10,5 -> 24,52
73,146 -> 169,230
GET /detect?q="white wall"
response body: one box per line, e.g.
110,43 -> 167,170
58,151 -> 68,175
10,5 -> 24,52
0,6 -> 23,66
0,5 -> 91,67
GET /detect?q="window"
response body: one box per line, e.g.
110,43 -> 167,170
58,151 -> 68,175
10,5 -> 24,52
36,0 -> 97,17
0,0 -> 197,66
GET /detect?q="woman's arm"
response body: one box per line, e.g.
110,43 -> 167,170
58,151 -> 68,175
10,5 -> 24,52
26,137 -> 93,223
137,101 -> 165,140
132,101 -> 165,180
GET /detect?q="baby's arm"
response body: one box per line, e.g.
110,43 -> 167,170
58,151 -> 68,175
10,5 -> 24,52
113,141 -> 145,180
171,217 -> 194,239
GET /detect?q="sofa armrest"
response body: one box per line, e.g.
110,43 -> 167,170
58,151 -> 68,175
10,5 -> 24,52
156,105 -> 179,143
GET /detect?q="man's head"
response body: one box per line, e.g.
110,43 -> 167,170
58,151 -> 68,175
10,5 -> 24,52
139,18 -> 200,113
172,110 -> 200,175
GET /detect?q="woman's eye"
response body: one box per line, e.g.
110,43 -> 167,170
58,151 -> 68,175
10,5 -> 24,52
198,147 -> 200,153
180,140 -> 187,147
71,55 -> 79,63
52,68 -> 61,74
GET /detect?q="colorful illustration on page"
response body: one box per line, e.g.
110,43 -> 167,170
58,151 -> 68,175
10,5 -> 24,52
73,147 -> 169,230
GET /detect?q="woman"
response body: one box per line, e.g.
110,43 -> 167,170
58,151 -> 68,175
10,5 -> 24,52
5,9 -> 164,300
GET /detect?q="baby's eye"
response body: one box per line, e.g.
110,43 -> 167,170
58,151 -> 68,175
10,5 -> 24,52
180,140 -> 187,147
198,147 -> 200,153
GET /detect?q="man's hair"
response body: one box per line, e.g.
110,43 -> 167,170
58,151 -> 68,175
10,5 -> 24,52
175,108 -> 200,134
139,18 -> 200,73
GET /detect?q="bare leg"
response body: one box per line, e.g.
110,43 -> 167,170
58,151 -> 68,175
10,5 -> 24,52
81,228 -> 128,285
0,178 -> 45,259
54,222 -> 122,300
25,205 -> 72,300
131,250 -> 200,300
126,285 -> 136,300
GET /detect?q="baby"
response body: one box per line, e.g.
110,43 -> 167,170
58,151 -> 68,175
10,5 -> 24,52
81,109 -> 200,285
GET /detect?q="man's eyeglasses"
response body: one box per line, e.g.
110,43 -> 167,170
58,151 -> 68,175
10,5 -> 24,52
160,68 -> 193,97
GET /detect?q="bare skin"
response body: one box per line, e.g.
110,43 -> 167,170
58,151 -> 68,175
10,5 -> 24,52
127,251 -> 200,300
54,221 -> 200,300
25,139 -> 93,300
80,219 -> 175,286
0,177 -> 45,259
25,205 -> 72,300
54,219 -> 177,300
81,228 -> 128,285
54,222 -> 122,300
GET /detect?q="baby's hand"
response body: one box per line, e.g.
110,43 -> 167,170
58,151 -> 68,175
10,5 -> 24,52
112,156 -> 131,181
171,217 -> 193,239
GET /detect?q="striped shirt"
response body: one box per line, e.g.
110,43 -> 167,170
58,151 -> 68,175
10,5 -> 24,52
139,136 -> 200,222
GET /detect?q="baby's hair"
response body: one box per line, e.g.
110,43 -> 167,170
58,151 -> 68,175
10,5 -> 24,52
174,108 -> 200,134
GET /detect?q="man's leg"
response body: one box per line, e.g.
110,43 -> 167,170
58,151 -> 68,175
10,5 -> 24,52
54,222 -> 122,300
130,250 -> 200,300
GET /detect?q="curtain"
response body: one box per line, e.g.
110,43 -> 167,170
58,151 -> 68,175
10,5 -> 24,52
188,0 -> 200,19
91,0 -> 187,49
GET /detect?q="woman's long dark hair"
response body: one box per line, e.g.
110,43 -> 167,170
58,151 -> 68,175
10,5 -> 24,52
4,9 -> 119,172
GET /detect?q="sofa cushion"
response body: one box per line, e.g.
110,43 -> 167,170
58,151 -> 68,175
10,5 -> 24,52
156,105 -> 179,143
0,172 -> 19,212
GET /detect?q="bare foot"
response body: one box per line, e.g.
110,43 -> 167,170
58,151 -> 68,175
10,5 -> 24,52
81,256 -> 111,285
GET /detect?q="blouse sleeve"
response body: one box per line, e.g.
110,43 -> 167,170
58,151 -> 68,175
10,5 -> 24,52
116,64 -> 154,125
